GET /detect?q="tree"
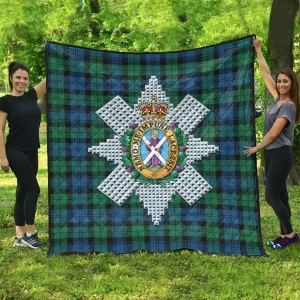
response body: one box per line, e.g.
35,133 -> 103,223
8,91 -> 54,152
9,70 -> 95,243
268,0 -> 299,70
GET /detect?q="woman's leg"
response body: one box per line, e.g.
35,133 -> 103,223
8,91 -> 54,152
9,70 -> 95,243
6,149 -> 40,231
264,148 -> 284,239
14,182 -> 26,236
278,185 -> 291,235
264,147 -> 294,235
24,150 -> 39,234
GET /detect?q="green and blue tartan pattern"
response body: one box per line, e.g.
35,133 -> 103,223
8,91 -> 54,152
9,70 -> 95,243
46,36 -> 266,255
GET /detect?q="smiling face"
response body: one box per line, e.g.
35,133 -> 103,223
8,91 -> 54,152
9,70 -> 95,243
276,73 -> 292,97
10,69 -> 29,95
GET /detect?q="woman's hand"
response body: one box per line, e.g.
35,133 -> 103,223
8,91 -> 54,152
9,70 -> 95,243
253,37 -> 262,49
1,157 -> 9,173
243,146 -> 259,157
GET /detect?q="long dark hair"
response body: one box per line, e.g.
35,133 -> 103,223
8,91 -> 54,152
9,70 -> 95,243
8,61 -> 30,91
275,68 -> 300,123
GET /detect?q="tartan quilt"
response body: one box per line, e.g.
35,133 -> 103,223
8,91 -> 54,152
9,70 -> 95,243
46,35 -> 266,256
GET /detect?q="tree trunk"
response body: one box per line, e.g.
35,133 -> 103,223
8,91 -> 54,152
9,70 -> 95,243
259,0 -> 300,184
87,0 -> 101,37
90,0 -> 101,13
268,0 -> 299,71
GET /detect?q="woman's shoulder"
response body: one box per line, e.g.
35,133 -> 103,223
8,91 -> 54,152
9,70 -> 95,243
26,88 -> 38,101
0,89 -> 36,103
0,94 -> 10,99
280,101 -> 295,109
0,94 -> 12,113
288,101 -> 294,106
278,101 -> 296,117
0,94 -> 12,103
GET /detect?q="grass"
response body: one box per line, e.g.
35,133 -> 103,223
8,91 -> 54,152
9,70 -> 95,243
0,123 -> 299,300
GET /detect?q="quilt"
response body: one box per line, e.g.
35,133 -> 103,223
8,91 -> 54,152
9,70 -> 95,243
46,35 -> 266,256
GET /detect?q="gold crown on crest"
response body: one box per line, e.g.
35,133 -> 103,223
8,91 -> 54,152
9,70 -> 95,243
139,95 -> 169,120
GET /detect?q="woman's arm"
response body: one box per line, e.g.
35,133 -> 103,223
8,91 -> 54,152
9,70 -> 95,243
34,78 -> 46,100
244,117 -> 288,156
253,37 -> 278,98
0,111 -> 9,172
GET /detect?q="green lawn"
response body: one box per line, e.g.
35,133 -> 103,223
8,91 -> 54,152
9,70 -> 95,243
0,123 -> 299,300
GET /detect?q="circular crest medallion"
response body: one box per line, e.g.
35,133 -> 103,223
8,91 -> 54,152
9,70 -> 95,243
131,121 -> 178,179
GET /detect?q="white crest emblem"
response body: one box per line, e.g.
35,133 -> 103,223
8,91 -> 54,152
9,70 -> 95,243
88,76 -> 219,225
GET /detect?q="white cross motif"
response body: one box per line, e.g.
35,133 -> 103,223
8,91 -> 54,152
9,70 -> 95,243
88,76 -> 219,225
142,135 -> 167,166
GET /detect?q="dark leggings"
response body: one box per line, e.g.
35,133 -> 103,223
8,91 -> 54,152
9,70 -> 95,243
6,148 -> 40,226
264,146 -> 294,235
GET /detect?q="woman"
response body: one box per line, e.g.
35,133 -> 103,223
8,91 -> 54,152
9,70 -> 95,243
244,38 -> 299,249
0,62 -> 46,249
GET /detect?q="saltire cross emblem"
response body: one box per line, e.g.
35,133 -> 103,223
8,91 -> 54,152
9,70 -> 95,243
88,76 -> 219,225
142,134 -> 167,166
